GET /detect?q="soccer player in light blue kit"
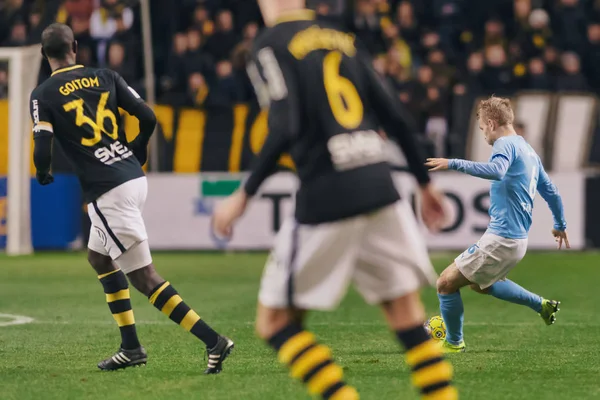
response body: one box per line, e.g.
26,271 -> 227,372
425,96 -> 569,352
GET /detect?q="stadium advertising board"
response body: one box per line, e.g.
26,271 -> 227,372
144,172 -> 584,250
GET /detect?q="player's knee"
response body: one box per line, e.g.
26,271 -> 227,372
87,250 -> 113,274
127,265 -> 161,296
436,275 -> 457,295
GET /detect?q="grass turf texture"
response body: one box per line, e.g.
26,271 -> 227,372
1,252 -> 600,400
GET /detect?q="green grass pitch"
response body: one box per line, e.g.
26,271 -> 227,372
1,251 -> 600,400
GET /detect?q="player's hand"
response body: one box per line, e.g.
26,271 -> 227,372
212,189 -> 249,238
129,138 -> 148,166
425,158 -> 450,171
419,184 -> 447,232
552,229 -> 570,249
36,171 -> 54,185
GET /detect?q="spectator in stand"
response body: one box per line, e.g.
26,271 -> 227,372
204,10 -> 239,62
160,32 -> 189,104
520,9 -> 552,58
552,0 -> 587,54
483,18 -> 507,50
107,41 -> 136,86
583,20 -> 600,93
90,0 -> 134,66
427,48 -> 454,89
543,45 -> 562,78
527,57 -> 552,90
423,85 -> 449,157
231,22 -> 260,101
206,60 -> 244,108
2,19 -> 27,47
188,72 -> 209,107
395,1 -> 419,50
417,29 -> 441,65
0,0 -> 26,45
460,51 -> 484,96
481,44 -> 513,96
183,28 -> 214,82
556,51 -> 588,91
353,0 -> 386,55
191,5 -> 215,37
382,23 -> 411,74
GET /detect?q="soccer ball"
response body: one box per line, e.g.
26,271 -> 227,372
425,316 -> 446,341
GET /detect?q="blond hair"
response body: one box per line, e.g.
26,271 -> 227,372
477,96 -> 514,126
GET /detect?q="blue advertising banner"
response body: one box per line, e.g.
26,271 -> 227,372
0,174 -> 82,251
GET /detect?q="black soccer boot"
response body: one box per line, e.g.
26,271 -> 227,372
204,336 -> 234,374
98,346 -> 147,371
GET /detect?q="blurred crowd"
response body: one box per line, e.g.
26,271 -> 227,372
2,0 -> 600,157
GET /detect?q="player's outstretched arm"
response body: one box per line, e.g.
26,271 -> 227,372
426,156 -> 510,181
112,71 -> 156,165
537,163 -> 569,248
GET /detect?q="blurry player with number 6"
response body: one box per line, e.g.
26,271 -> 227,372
425,96 -> 568,353
213,0 -> 458,399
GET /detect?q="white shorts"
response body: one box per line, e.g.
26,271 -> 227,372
87,177 -> 152,273
259,201 -> 437,311
455,232 -> 528,289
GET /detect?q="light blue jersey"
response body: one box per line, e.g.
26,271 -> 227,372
448,135 -> 566,239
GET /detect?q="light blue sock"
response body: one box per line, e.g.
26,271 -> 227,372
438,292 -> 464,345
488,279 -> 543,313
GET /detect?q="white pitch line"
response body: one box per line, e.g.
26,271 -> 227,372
23,320 -> 590,327
0,313 -> 34,327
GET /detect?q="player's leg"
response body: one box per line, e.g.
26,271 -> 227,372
355,201 -> 457,399
467,237 -> 560,325
472,281 -> 560,325
256,217 -> 362,399
381,293 -> 457,400
124,250 -> 233,374
86,232 -> 146,371
436,263 -> 471,350
90,177 -> 232,373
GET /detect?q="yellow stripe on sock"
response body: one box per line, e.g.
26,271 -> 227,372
161,295 -> 183,317
106,289 -> 130,303
180,309 -> 201,331
307,363 -> 344,395
98,269 -> 121,280
411,361 -> 453,388
113,310 -> 135,327
423,386 -> 458,400
290,345 -> 332,379
330,386 -> 360,400
406,340 -> 443,367
148,281 -> 170,304
278,331 -> 316,365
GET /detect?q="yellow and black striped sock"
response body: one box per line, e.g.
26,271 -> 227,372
397,325 -> 457,400
148,281 -> 219,348
268,324 -> 359,400
98,269 -> 141,350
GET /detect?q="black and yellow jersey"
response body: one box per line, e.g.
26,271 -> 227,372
244,10 -> 430,224
29,64 -> 145,202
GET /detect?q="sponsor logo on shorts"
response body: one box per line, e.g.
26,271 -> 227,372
94,226 -> 108,247
465,244 -> 479,256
